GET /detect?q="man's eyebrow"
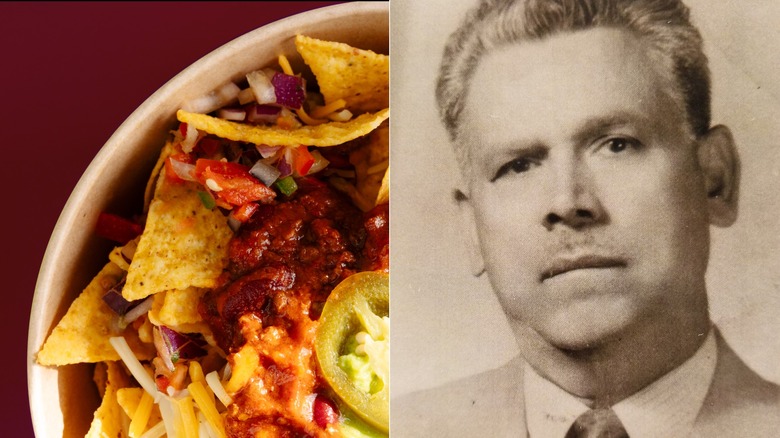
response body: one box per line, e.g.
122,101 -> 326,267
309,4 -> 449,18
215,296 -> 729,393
485,143 -> 548,182
571,112 -> 648,143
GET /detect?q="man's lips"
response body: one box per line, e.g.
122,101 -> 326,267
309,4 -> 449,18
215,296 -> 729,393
540,255 -> 626,281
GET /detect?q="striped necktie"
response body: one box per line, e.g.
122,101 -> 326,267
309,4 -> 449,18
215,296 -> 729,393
564,409 -> 629,438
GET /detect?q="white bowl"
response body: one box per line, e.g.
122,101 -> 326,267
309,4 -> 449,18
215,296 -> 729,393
27,3 -> 388,436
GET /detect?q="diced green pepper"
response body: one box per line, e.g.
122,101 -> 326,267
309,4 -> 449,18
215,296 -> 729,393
197,191 -> 216,209
274,176 -> 298,196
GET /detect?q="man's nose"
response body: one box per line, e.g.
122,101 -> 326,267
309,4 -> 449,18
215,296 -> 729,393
543,159 -> 605,230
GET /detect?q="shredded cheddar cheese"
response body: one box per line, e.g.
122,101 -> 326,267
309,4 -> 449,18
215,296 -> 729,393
189,380 -> 227,438
128,390 -> 154,437
178,397 -> 199,438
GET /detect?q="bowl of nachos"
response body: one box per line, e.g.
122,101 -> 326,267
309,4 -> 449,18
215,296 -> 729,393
28,2 -> 389,437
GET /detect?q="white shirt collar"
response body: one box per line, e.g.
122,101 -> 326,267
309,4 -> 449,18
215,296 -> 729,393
524,328 -> 717,438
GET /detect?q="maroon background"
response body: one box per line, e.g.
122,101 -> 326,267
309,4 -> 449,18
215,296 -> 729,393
0,2 -> 343,436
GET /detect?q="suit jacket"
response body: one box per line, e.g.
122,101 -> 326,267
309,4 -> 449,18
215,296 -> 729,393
393,331 -> 780,437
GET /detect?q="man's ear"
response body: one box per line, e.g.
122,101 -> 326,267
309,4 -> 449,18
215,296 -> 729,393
697,125 -> 740,227
453,188 -> 486,276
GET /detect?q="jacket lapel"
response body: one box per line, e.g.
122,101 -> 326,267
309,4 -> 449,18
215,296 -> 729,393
392,355 -> 528,437
691,330 -> 780,437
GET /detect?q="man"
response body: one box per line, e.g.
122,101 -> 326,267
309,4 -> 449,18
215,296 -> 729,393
393,0 -> 780,436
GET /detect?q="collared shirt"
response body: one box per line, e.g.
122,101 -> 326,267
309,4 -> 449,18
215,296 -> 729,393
524,328 -> 718,438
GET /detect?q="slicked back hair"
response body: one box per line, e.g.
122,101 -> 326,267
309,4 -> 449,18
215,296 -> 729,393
436,0 -> 711,172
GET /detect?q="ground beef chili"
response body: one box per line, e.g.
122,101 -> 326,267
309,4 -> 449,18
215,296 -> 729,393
200,177 -> 389,437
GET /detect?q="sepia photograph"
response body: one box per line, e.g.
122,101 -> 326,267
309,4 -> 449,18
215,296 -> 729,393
391,0 -> 780,436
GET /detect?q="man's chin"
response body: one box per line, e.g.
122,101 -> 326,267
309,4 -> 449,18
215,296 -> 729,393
531,303 -> 639,352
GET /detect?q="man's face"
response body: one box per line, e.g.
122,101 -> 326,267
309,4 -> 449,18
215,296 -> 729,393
458,28 -> 713,351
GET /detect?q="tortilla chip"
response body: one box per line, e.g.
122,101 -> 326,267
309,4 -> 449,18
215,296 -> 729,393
108,237 -> 139,272
36,262 -> 155,366
176,108 -> 389,148
122,168 -> 233,301
148,287 -> 206,327
148,294 -> 215,342
295,35 -> 389,112
85,361 -> 132,438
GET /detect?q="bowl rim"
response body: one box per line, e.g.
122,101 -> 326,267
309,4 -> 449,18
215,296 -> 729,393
27,2 -> 388,436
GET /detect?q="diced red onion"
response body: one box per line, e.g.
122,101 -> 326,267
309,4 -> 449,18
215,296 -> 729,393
249,160 -> 281,186
246,104 -> 281,124
256,144 -> 281,159
307,150 -> 330,175
272,72 -> 305,109
217,108 -> 246,121
247,70 -> 276,105
181,123 -> 201,153
255,104 -> 280,115
277,153 -> 292,178
153,327 -> 175,371
122,296 -> 153,325
159,326 -> 207,365
215,82 -> 241,105
102,278 -> 134,315
168,158 -> 197,182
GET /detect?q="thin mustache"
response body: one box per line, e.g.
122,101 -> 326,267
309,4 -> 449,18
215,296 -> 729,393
547,229 -> 598,251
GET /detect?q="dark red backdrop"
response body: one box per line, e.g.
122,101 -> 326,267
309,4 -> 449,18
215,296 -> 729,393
0,2 -> 344,436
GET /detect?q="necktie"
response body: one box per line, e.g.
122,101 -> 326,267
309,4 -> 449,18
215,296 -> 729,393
564,409 -> 629,438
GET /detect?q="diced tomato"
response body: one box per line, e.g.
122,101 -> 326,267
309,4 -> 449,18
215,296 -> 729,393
194,159 -> 248,181
178,122 -> 188,136
195,137 -> 222,157
212,196 -> 233,211
231,202 -> 259,223
291,146 -> 315,176
165,153 -> 196,183
155,374 -> 170,393
194,159 -> 276,206
96,212 -> 144,244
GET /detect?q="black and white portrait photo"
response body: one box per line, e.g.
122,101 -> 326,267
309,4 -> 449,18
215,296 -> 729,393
390,0 -> 780,436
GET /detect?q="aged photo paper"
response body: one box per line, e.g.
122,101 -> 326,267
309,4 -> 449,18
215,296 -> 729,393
390,0 -> 780,414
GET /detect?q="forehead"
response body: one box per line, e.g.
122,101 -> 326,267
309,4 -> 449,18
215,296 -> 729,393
457,28 -> 685,153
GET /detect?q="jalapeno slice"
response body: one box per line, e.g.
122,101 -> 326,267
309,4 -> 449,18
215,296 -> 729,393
315,271 -> 389,433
